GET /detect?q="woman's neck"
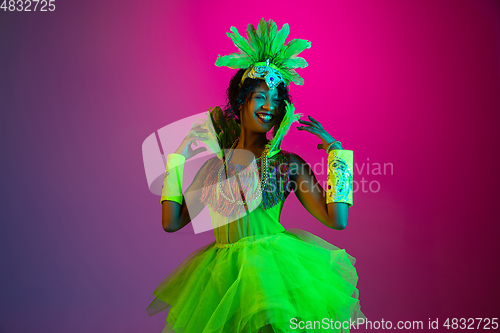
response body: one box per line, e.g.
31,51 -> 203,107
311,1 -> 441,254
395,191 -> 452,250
237,129 -> 268,150
233,128 -> 269,162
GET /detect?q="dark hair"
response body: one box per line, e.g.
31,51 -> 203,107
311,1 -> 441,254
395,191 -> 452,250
223,68 -> 292,137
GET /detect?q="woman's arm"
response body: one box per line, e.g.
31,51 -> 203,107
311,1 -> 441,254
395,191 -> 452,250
289,153 -> 349,230
161,158 -> 213,232
161,123 -> 212,233
292,115 -> 351,230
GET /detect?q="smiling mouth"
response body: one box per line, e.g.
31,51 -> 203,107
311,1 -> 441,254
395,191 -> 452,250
255,112 -> 274,124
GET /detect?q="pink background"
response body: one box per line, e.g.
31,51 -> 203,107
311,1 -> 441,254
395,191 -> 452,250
1,0 -> 499,332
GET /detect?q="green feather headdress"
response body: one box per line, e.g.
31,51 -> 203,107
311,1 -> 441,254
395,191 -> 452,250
215,18 -> 311,87
215,19 -> 310,158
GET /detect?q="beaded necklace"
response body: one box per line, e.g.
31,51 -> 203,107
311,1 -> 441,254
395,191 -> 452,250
217,139 -> 270,205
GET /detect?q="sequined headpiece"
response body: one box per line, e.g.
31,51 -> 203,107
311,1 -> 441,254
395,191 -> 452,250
215,18 -> 311,90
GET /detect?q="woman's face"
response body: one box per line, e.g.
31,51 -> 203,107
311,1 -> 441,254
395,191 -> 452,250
240,81 -> 281,133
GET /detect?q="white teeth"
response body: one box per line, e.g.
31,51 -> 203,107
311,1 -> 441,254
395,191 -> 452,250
256,114 -> 273,123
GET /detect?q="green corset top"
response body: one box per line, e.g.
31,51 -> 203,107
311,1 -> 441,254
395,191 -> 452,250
210,200 -> 286,245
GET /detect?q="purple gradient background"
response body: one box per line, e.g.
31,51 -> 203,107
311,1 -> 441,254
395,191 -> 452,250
1,0 -> 500,332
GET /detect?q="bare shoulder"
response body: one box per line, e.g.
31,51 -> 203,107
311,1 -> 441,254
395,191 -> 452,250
288,152 -> 306,165
204,155 -> 221,166
198,156 -> 221,174
186,156 -> 222,191
287,152 -> 311,180
198,155 -> 226,179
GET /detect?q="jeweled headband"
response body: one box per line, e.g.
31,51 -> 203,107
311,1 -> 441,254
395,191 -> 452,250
215,18 -> 311,90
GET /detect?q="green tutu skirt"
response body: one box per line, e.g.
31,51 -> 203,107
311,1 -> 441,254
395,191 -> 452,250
147,229 -> 364,332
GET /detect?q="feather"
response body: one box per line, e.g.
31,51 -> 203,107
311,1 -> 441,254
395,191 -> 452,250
292,76 -> 305,86
268,20 -> 277,42
245,24 -> 258,54
246,24 -> 263,62
215,53 -> 253,68
282,57 -> 309,69
279,69 -> 294,85
268,21 -> 278,61
227,27 -> 254,57
271,23 -> 290,60
256,19 -> 270,60
265,101 -> 302,157
287,69 -> 305,85
256,18 -> 267,39
208,107 -> 240,150
267,19 -> 275,35
190,111 -> 223,159
216,19 -> 311,87
283,39 -> 312,59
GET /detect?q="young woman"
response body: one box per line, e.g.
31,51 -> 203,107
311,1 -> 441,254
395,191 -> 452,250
148,19 -> 364,333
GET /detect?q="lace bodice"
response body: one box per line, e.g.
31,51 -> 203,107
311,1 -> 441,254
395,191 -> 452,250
200,151 -> 292,244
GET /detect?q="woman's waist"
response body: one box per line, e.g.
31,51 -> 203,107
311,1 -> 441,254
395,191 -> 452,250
214,231 -> 285,249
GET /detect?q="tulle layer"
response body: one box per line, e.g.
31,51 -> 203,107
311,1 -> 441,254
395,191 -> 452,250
147,229 -> 365,333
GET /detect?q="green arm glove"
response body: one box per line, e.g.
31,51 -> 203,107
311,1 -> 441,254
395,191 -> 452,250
326,150 -> 353,207
160,154 -> 186,205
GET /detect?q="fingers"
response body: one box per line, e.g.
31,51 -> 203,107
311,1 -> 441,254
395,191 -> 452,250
297,126 -> 320,134
186,135 -> 206,142
308,115 -> 321,125
186,127 -> 208,139
188,129 -> 208,139
299,117 -> 324,130
192,147 -> 207,155
297,116 -> 333,150
297,116 -> 326,136
298,119 -> 315,127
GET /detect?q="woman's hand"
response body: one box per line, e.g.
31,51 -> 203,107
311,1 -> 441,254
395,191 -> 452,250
174,125 -> 208,159
297,115 -> 338,150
